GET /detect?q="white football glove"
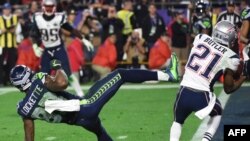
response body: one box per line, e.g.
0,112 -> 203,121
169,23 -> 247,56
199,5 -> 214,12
32,44 -> 44,57
82,38 -> 94,52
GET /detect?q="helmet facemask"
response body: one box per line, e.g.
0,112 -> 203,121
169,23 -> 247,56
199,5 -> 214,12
42,0 -> 56,16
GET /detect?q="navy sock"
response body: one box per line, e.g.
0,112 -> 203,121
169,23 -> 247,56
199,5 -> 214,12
117,69 -> 158,83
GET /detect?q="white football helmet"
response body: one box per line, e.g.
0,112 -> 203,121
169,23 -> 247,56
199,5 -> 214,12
212,20 -> 238,48
42,0 -> 56,16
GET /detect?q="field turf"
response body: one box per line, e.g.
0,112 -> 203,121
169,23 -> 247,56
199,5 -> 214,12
0,84 -> 222,141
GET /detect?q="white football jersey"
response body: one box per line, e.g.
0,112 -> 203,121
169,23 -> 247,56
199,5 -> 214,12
33,12 -> 67,48
181,34 -> 240,92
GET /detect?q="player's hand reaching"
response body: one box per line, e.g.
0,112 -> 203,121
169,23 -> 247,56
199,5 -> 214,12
32,44 -> 44,57
243,59 -> 250,78
50,59 -> 62,70
82,38 -> 94,52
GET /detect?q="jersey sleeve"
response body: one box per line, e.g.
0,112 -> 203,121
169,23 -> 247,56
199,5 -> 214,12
193,34 -> 203,46
60,13 -> 67,26
241,8 -> 250,21
225,55 -> 240,72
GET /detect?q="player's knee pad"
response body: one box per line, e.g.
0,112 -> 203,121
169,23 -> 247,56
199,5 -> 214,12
209,102 -> 222,117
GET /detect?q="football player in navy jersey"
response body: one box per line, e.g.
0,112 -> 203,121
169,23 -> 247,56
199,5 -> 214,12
30,0 -> 93,97
240,3 -> 250,69
10,55 -> 178,141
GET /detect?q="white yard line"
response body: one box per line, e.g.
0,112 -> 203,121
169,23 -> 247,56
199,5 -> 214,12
0,83 -> 221,93
44,136 -> 57,141
0,82 -> 249,95
117,135 -> 128,140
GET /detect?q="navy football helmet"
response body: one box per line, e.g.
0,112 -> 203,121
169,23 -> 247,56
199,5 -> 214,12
10,65 -> 34,92
195,0 -> 209,18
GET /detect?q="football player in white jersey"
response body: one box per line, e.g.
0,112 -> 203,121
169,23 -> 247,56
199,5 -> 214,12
30,0 -> 93,97
170,21 -> 247,141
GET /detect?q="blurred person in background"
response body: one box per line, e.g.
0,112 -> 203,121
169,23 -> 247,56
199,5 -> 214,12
240,0 -> 249,13
16,36 -> 40,72
142,3 -> 165,50
123,30 -> 146,68
217,0 -> 241,28
101,5 -> 124,62
240,0 -> 250,67
148,32 -> 172,70
92,33 -> 117,79
14,8 -> 24,44
0,3 -> 18,86
65,8 -> 86,85
191,0 -> 212,37
77,9 -> 102,49
23,0 -> 40,22
134,0 -> 149,28
117,0 -> 138,61
171,10 -> 188,77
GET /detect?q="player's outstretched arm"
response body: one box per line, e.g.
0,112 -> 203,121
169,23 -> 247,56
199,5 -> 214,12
223,69 -> 246,94
44,60 -> 68,92
23,118 -> 34,141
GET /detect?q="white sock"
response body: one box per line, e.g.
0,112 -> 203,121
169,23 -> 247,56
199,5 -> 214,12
170,121 -> 182,141
69,75 -> 84,97
157,71 -> 169,81
202,115 -> 221,141
161,58 -> 171,68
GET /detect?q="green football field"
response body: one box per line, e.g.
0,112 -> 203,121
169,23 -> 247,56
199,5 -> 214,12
0,84 -> 222,141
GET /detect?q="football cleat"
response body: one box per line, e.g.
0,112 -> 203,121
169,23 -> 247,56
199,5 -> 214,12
165,53 -> 179,82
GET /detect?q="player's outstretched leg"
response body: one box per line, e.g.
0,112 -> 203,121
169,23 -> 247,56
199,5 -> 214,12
202,100 -> 222,141
165,53 -> 179,82
80,68 -> 177,118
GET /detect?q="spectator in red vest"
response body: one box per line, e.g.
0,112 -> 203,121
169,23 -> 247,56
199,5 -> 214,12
67,38 -> 85,81
92,34 -> 117,79
16,37 -> 40,71
148,33 -> 172,70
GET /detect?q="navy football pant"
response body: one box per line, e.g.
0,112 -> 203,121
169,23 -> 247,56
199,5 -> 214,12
173,86 -> 222,124
75,68 -> 158,141
41,45 -> 71,76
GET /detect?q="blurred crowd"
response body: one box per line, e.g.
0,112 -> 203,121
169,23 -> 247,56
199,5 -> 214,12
0,0 -> 248,86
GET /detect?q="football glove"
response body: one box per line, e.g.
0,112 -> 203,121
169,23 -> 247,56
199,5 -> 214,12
243,59 -> 250,78
82,38 -> 94,52
50,59 -> 62,70
35,72 -> 46,80
32,44 -> 44,57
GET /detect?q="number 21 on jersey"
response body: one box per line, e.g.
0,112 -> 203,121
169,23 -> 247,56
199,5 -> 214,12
187,44 -> 222,80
